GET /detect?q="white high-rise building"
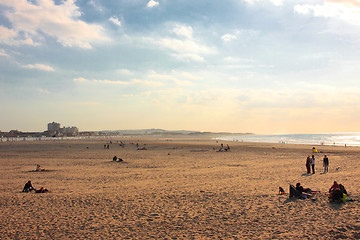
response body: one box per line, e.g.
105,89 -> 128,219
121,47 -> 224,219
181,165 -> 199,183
48,122 -> 60,132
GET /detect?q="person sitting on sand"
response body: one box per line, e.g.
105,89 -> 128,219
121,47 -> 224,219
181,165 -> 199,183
35,187 -> 49,193
36,164 -> 44,171
22,180 -> 35,192
113,156 -> 117,161
328,181 -> 347,202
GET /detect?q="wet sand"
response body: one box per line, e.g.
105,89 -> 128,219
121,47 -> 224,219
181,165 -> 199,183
1,137 -> 359,239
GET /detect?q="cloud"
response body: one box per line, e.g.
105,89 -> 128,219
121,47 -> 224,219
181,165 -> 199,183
147,0 -> 159,8
109,16 -> 122,27
23,63 -> 55,71
131,78 -> 163,87
0,0 -> 109,48
294,1 -> 360,25
0,49 -> 9,57
73,76 -> 162,87
117,69 -> 134,76
147,70 -> 194,86
93,79 -> 129,85
74,77 -> 129,85
173,25 -> 193,39
242,0 -> 283,6
156,24 -> 216,62
38,88 -> 50,94
73,77 -> 89,82
221,33 -> 237,42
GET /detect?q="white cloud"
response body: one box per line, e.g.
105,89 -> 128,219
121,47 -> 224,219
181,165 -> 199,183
158,37 -> 215,62
23,63 -> 55,71
0,0 -> 109,48
147,0 -> 159,8
73,76 -> 162,87
73,77 -> 89,82
0,49 -> 9,57
38,88 -> 50,94
173,25 -> 193,39
147,70 -> 193,86
294,1 -> 360,26
93,79 -> 129,85
131,78 -> 163,87
0,25 -> 17,39
109,16 -> 122,27
117,69 -> 134,75
242,0 -> 283,6
221,33 -> 237,42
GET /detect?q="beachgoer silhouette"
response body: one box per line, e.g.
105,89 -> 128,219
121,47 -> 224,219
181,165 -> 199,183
311,155 -> 315,174
306,155 -> 311,174
22,180 -> 35,192
323,155 -> 329,173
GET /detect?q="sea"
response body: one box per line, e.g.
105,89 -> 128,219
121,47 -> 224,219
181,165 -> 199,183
218,133 -> 360,147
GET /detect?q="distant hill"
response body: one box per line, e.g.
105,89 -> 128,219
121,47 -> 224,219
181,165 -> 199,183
96,129 -> 252,136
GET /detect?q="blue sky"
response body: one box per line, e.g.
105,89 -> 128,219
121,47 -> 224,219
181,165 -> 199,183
1,0 -> 360,134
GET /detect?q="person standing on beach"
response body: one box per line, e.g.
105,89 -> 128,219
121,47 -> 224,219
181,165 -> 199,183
306,155 -> 311,174
323,155 -> 329,173
311,155 -> 315,174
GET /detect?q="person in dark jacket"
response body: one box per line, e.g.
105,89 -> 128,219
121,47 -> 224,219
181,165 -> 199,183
22,180 -> 35,192
323,155 -> 329,173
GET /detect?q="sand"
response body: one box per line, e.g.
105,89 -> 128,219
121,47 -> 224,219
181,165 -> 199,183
1,137 -> 360,239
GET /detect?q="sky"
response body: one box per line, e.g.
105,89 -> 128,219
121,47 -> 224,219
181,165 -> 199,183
1,0 -> 360,134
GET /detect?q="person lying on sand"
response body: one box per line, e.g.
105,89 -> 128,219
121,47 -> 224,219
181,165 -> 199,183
22,180 -> 35,192
295,182 -> 319,197
35,187 -> 49,193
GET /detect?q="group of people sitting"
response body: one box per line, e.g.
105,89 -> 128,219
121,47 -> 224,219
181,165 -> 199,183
288,181 -> 349,203
328,181 -> 348,203
22,180 -> 49,193
217,144 -> 231,152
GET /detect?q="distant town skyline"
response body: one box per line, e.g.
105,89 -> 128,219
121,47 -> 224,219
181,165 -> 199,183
1,1 -> 360,134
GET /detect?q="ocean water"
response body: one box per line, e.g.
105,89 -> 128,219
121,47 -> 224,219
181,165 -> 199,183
218,133 -> 360,147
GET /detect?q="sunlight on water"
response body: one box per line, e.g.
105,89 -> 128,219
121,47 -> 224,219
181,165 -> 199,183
218,133 -> 360,146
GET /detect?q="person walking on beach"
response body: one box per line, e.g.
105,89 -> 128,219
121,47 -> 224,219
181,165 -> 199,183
306,155 -> 311,174
311,155 -> 316,174
323,155 -> 329,173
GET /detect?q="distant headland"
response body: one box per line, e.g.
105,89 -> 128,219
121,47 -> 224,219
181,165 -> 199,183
0,122 -> 252,139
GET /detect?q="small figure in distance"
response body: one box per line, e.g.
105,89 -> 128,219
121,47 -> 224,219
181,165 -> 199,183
113,156 -> 117,161
22,180 -> 35,192
117,158 -> 123,162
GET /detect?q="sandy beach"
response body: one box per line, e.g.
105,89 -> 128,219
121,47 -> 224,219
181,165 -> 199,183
1,137 -> 360,239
